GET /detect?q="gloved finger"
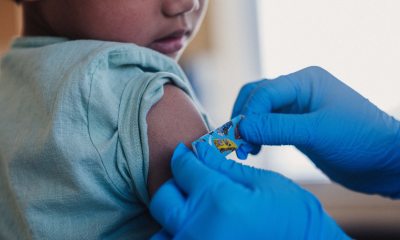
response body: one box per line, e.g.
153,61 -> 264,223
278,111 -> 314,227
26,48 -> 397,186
231,79 -> 266,119
242,67 -> 338,115
236,143 -> 261,160
239,113 -> 314,146
195,142 -> 264,187
241,75 -> 299,115
150,229 -> 172,240
171,143 -> 226,195
236,145 -> 249,160
150,179 -> 186,235
196,142 -> 303,192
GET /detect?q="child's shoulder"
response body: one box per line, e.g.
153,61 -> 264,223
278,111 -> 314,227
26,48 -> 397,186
6,37 -> 193,105
9,37 -> 183,75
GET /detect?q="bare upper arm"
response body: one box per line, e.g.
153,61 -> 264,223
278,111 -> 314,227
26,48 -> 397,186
147,84 -> 209,197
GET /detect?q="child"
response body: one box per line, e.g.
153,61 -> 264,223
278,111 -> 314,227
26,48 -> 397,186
0,0 -> 210,239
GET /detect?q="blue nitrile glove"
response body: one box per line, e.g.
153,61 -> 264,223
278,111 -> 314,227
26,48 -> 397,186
150,229 -> 171,240
150,142 -> 349,240
232,66 -> 400,198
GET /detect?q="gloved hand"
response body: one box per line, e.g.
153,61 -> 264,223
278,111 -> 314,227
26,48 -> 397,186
232,66 -> 400,198
150,142 -> 349,240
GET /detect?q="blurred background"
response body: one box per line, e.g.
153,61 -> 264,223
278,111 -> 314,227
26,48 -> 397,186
1,0 -> 400,238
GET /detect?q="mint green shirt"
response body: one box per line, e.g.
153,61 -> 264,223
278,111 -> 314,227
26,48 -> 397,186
0,37 -> 210,239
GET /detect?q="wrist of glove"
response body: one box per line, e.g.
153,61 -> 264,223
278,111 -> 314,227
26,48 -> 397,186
150,142 -> 349,239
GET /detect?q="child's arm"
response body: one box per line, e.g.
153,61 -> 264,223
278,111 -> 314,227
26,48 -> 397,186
147,84 -> 209,197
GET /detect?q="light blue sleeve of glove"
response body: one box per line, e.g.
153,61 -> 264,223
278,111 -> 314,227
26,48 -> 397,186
232,66 -> 400,198
150,142 -> 349,240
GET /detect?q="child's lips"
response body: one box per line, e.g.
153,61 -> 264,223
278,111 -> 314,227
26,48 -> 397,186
149,31 -> 189,55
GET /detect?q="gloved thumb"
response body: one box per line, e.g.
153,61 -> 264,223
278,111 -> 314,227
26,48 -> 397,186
195,142 -> 264,188
240,113 -> 314,146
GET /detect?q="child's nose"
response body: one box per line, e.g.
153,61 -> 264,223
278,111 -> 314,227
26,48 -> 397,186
162,0 -> 200,17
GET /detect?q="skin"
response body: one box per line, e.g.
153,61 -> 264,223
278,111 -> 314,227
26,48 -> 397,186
19,0 -> 210,196
147,85 -> 208,196
21,0 -> 208,60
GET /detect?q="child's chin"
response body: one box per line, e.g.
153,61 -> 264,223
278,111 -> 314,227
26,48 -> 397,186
166,52 -> 182,61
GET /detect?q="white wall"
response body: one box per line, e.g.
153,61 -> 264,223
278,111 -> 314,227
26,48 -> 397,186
191,0 -> 261,127
258,0 -> 400,113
